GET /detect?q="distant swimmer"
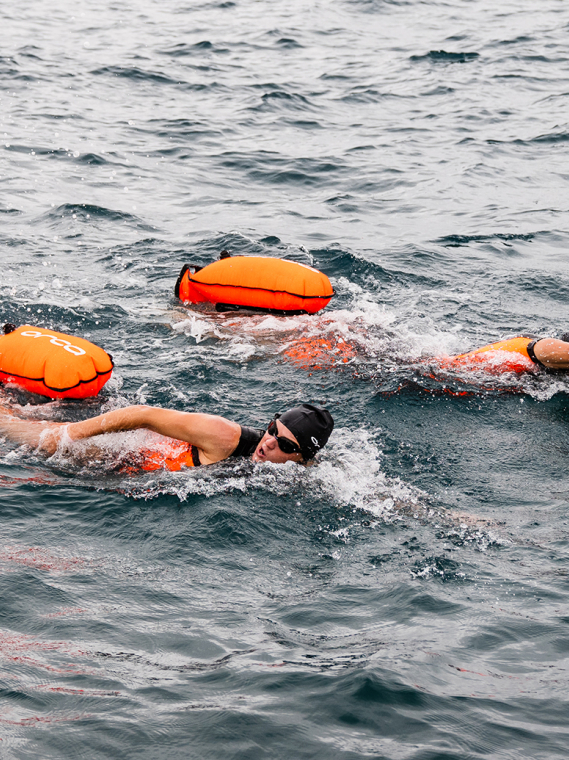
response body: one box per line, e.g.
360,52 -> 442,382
284,333 -> 569,376
440,335 -> 569,374
0,402 -> 334,470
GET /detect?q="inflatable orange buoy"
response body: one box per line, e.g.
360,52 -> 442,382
439,337 -> 537,374
175,252 -> 334,315
0,324 -> 114,399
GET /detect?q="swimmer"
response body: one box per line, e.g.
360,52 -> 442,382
284,332 -> 569,376
0,402 -> 334,469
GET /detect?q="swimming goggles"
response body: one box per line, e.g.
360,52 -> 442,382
267,418 -> 302,455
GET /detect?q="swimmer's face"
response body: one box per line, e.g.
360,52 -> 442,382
252,418 -> 304,464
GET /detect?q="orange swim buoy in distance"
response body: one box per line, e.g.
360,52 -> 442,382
0,324 -> 114,399
175,251 -> 334,315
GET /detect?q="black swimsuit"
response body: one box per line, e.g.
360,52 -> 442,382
190,425 -> 264,467
230,426 -> 264,459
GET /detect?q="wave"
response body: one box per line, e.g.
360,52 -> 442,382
90,65 -> 215,92
3,144 -> 111,167
273,37 -> 303,49
488,131 -> 569,146
4,144 -> 69,157
0,55 -> 40,81
254,90 -> 315,112
411,50 -> 479,64
339,86 -> 394,103
38,203 -> 153,230
494,35 -> 533,46
436,231 -> 541,247
183,0 -> 236,10
344,0 -> 413,11
530,131 -> 569,145
216,151 -> 346,187
159,40 -> 227,56
75,152 -> 108,165
0,56 -> 19,76
145,118 -> 223,141
91,65 -> 182,86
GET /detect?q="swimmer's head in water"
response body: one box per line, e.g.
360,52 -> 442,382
252,417 -> 303,464
277,404 -> 334,461
252,404 -> 334,464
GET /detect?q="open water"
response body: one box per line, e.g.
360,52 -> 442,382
1,0 -> 569,757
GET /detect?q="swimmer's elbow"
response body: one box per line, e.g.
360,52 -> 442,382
97,405 -> 154,434
137,406 -> 165,429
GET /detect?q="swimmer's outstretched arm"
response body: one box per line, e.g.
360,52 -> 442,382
0,405 -> 241,464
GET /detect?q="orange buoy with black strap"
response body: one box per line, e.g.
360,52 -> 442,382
0,323 -> 114,399
439,336 -> 539,374
175,251 -> 334,315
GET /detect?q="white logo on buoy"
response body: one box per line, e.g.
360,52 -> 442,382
21,330 -> 86,356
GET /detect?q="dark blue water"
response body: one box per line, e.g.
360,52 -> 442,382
1,1 -> 569,757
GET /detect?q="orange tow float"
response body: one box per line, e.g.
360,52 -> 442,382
439,337 -> 537,374
175,252 -> 334,315
0,324 -> 113,399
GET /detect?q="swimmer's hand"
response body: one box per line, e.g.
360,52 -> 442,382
0,407 -> 65,454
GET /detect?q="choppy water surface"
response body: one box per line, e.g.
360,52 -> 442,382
1,0 -> 569,757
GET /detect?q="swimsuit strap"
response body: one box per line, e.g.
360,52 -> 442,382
230,425 -> 264,458
526,338 -> 546,368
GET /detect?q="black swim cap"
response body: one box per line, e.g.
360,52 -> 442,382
278,404 -> 334,461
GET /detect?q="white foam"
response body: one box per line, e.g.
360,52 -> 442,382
310,427 -> 422,517
168,278 -> 465,369
102,426 -> 424,522
172,315 -> 222,344
44,428 -> 163,471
